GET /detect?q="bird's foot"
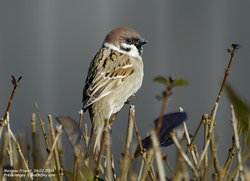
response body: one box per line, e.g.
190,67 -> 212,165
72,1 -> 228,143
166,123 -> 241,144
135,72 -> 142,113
125,94 -> 137,104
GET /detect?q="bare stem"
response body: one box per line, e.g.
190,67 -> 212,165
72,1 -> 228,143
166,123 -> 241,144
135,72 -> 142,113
73,155 -> 78,181
183,121 -> 198,165
230,105 -> 245,181
121,105 -> 135,181
215,46 -> 236,103
35,103 -> 50,153
171,131 -> 199,177
132,113 -> 144,157
0,132 -> 9,178
111,155 -> 117,180
48,115 -> 63,181
79,109 -> 83,129
222,136 -> 237,179
155,85 -> 172,134
209,45 -> 238,177
7,113 -> 13,167
44,126 -> 63,168
141,80 -> 173,180
140,149 -> 155,181
31,113 -> 39,169
198,103 -> 218,168
7,113 -> 33,180
106,128 -> 113,181
151,130 -> 166,181
203,114 -> 209,169
0,76 -> 21,138
190,114 -> 207,149
125,105 -> 135,155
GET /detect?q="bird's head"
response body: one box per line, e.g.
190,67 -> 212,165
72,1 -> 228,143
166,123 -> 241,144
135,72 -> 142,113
103,26 -> 147,58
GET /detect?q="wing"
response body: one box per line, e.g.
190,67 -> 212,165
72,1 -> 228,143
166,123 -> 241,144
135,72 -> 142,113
82,48 -> 135,110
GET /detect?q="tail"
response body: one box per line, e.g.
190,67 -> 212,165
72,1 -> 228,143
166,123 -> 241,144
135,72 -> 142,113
85,100 -> 114,162
86,106 -> 105,159
87,125 -> 104,158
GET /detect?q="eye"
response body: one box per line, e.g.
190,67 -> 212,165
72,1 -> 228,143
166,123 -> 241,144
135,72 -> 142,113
126,39 -> 133,44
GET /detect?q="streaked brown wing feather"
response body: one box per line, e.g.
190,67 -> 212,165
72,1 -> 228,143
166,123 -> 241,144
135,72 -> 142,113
82,48 -> 134,109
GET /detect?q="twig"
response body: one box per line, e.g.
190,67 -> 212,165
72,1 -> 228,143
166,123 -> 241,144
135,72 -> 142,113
0,76 -> 22,138
105,122 -> 113,181
140,149 -> 155,181
111,155 -> 117,180
150,130 -> 166,181
6,113 -> 14,167
222,137 -> 237,179
79,109 -> 83,129
189,114 -> 207,150
195,44 -> 239,176
209,44 -> 239,178
31,113 -> 38,168
31,113 -> 47,171
138,157 -> 144,179
215,45 -> 238,103
149,165 -> 157,181
183,121 -> 198,165
44,125 -> 63,167
48,115 -> 63,181
125,106 -> 135,155
73,155 -> 78,181
170,131 -> 199,177
132,113 -> 144,156
121,105 -> 135,181
162,155 -> 174,176
173,151 -> 190,181
210,133 -> 221,177
35,103 -> 50,153
133,119 -> 155,180
230,105 -> 245,181
198,103 -> 218,168
155,80 -> 173,134
0,132 -> 9,178
7,113 -> 33,180
203,114 -> 209,169
141,79 -> 174,180
56,126 -> 64,168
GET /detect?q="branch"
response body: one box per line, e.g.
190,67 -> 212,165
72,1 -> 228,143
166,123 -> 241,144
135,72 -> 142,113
230,105 -> 245,181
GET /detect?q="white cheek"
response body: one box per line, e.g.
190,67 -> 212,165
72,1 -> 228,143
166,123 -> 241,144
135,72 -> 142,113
103,43 -> 141,60
120,43 -> 140,58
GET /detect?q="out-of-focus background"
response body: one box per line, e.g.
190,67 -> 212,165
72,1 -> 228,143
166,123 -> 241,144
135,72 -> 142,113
1,0 -> 250,170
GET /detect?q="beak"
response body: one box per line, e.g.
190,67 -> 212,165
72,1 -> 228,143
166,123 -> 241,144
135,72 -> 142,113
137,37 -> 148,46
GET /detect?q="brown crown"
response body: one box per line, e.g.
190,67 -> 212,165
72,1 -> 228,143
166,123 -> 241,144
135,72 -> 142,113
104,26 -> 141,46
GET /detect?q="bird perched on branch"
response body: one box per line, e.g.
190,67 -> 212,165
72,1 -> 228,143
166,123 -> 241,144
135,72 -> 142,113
82,26 -> 147,157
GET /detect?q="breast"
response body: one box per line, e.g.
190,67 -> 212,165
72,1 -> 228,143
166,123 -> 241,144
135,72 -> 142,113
110,57 -> 144,114
130,56 -> 144,93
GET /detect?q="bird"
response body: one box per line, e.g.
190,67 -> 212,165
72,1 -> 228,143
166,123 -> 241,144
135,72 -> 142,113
82,26 -> 147,157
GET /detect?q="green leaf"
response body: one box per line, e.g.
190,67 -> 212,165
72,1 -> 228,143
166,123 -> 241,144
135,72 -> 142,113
172,79 -> 189,87
225,84 -> 250,151
153,76 -> 170,86
225,84 -> 250,131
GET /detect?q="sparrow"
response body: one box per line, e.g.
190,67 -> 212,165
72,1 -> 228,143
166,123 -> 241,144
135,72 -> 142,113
82,26 -> 147,156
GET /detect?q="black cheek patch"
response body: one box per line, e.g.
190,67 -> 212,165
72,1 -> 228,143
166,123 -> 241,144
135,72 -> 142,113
120,45 -> 131,52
